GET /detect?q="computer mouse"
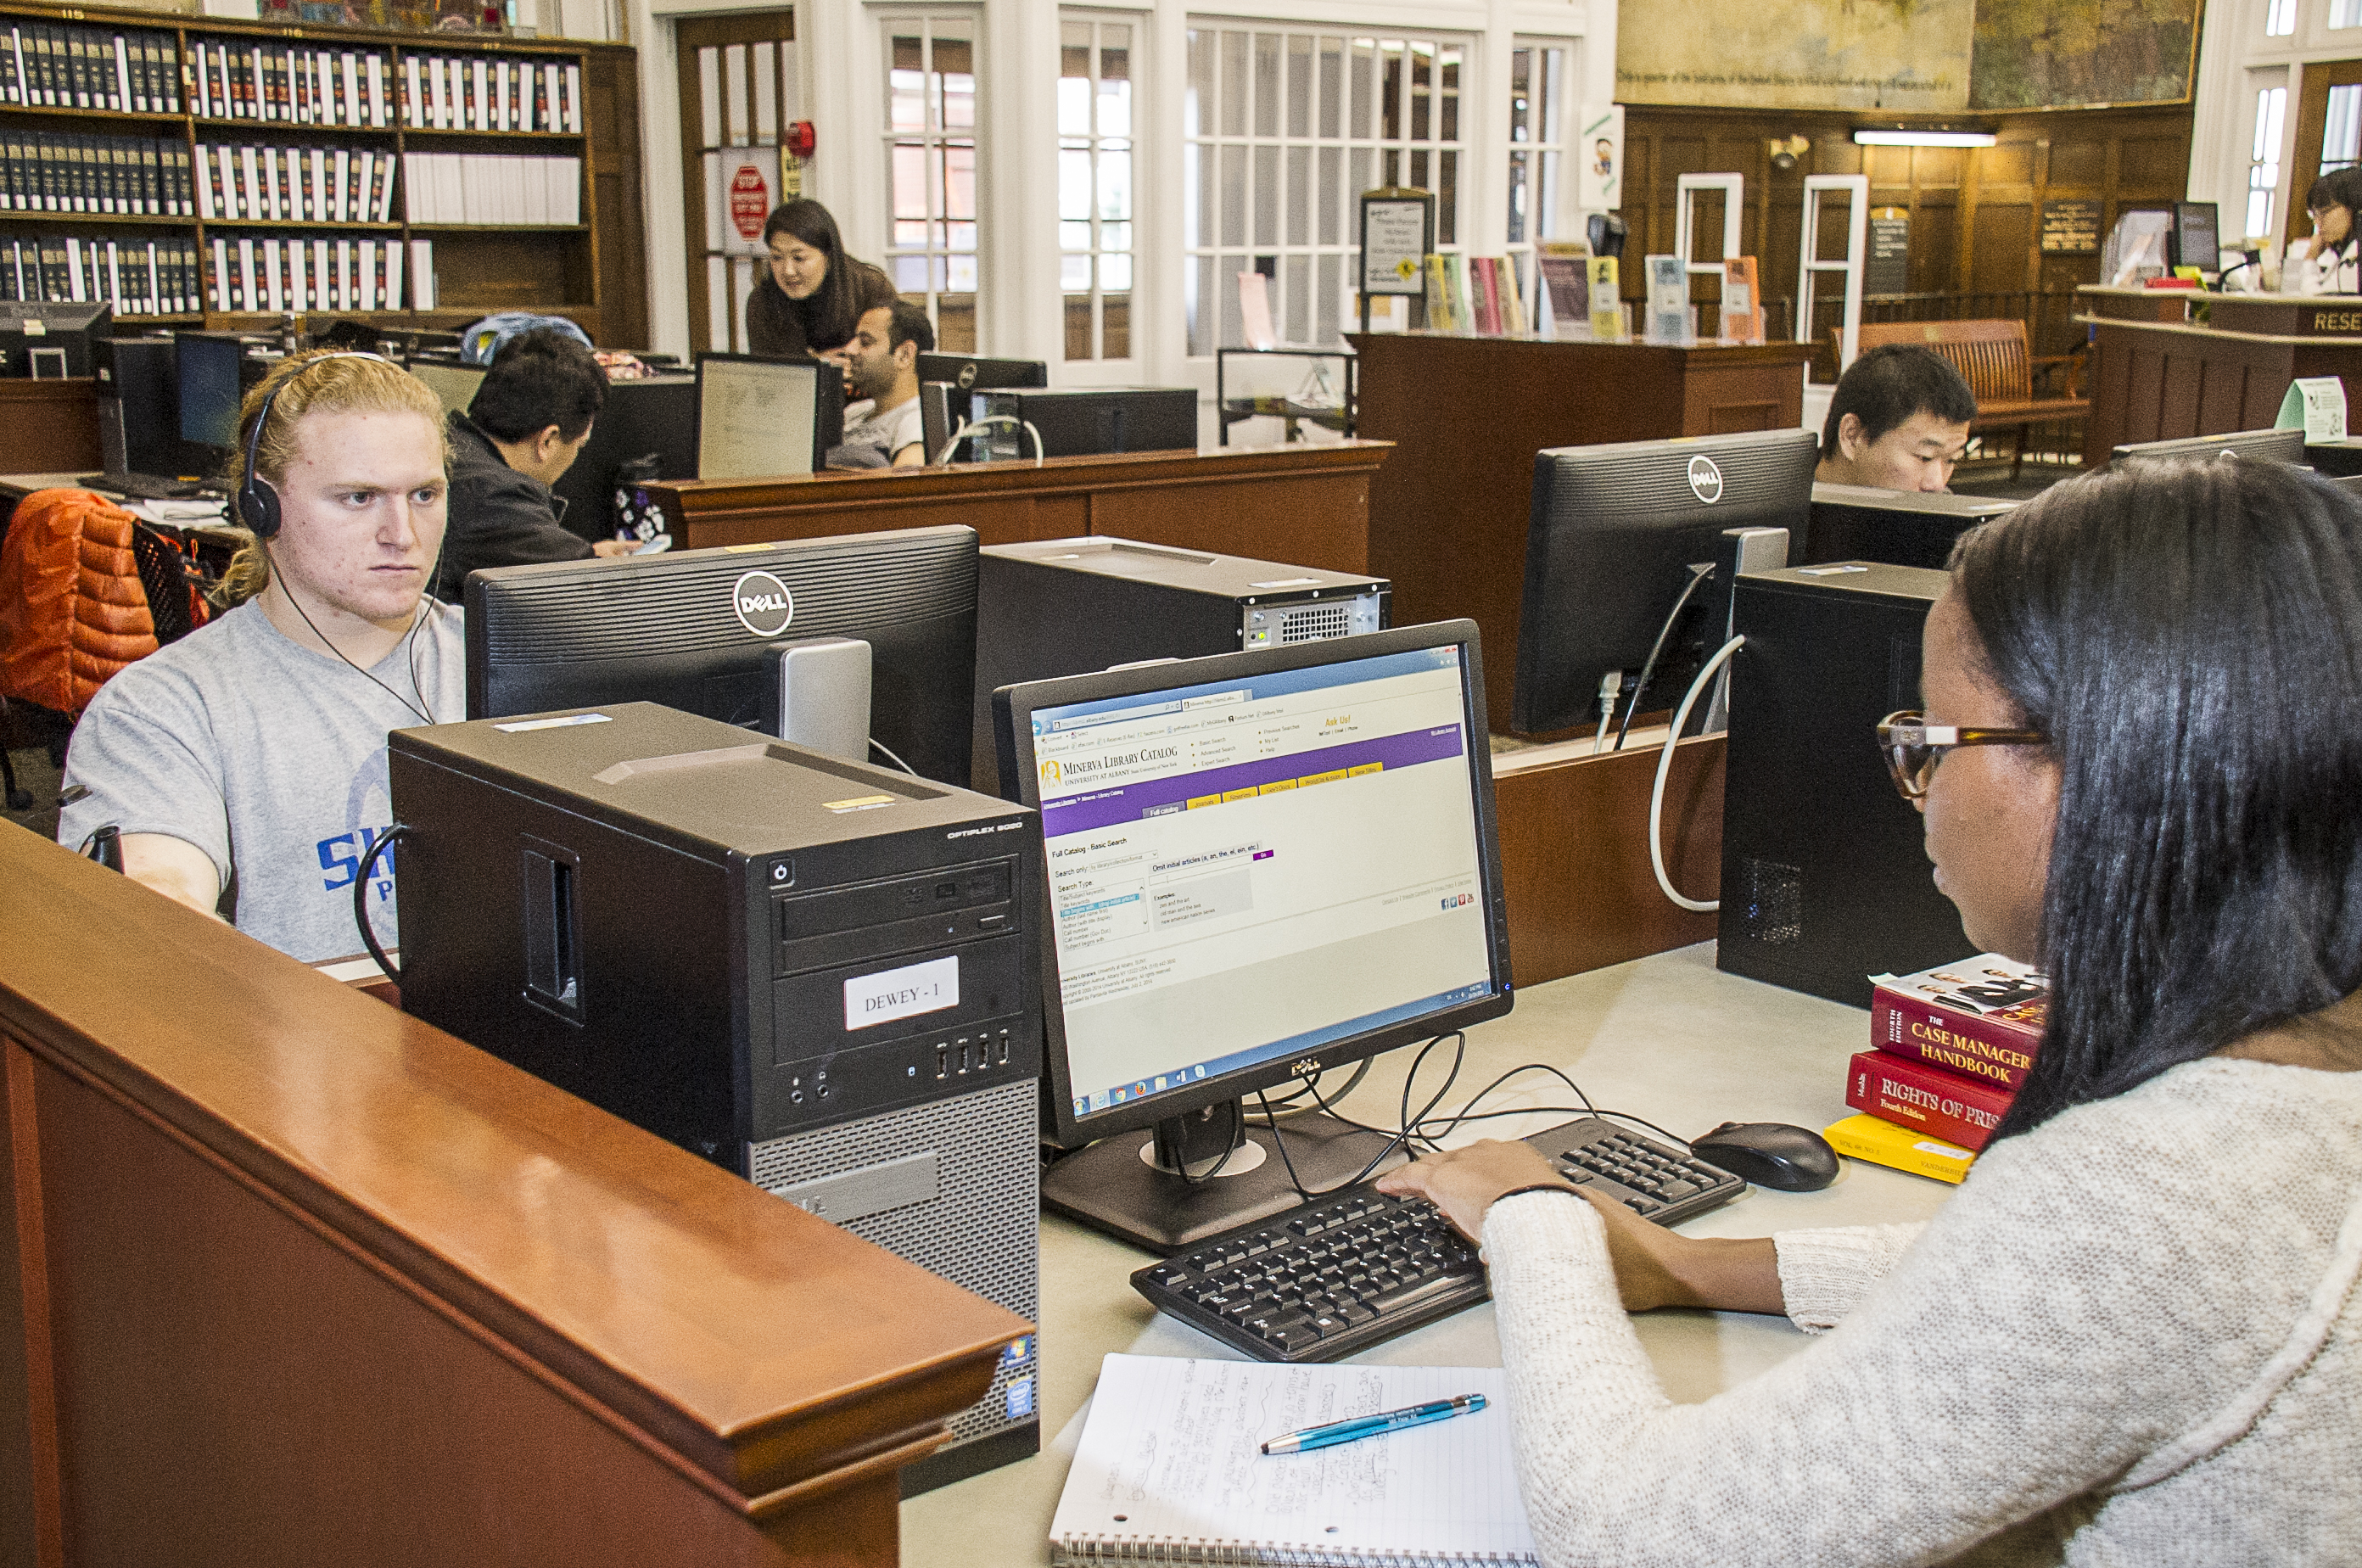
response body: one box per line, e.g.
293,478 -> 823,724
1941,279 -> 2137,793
1688,1122 -> 1841,1192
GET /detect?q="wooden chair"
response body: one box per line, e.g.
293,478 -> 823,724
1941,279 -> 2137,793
1853,318 -> 2090,477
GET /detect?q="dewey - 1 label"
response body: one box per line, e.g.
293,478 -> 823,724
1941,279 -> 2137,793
844,955 -> 960,1031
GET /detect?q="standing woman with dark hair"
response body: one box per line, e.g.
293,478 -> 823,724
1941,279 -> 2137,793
1379,456 -> 2362,1564
745,199 -> 898,359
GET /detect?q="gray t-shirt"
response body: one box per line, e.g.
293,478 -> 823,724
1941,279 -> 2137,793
827,394 -> 925,468
56,600 -> 467,964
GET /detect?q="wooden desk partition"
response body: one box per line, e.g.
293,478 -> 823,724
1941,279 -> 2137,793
0,381 -> 99,476
2079,287 -> 2362,464
641,441 -> 1391,574
0,830 -> 1027,1568
1348,333 -> 1811,735
1493,735 -> 1724,989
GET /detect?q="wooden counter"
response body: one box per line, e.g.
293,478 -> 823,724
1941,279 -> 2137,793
641,441 -> 1391,575
0,380 -> 99,475
0,829 -> 1027,1568
1347,333 -> 1812,735
2077,286 -> 2362,463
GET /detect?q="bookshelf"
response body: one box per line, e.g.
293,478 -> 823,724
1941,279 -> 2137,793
0,0 -> 645,345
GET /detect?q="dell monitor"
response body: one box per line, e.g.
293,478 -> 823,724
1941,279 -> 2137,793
2111,427 -> 2305,466
0,300 -> 109,378
1805,482 -> 2017,570
1511,428 -> 1819,736
915,352 -> 1047,391
994,620 -> 1514,1252
466,524 -> 978,785
693,352 -> 845,479
971,386 -> 1197,459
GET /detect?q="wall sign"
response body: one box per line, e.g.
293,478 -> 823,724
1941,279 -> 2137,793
2041,199 -> 2102,254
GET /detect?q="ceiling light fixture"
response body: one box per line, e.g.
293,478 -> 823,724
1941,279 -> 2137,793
1852,128 -> 1998,148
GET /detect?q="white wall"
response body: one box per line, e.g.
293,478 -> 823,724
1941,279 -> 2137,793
607,0 -> 1609,388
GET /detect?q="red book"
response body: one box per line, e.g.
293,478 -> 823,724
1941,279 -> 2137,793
1869,955 -> 2046,1091
1846,1050 -> 2012,1152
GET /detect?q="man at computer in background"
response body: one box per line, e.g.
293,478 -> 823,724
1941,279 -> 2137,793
826,300 -> 935,470
432,328 -> 634,602
56,350 -> 462,965
1814,343 -> 1979,493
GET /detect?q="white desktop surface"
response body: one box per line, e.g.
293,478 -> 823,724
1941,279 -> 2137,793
897,942 -> 1959,1565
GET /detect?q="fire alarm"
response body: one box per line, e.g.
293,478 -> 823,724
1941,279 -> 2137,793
786,120 -> 817,160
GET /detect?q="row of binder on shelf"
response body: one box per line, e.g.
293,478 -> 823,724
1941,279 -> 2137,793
0,132 -> 196,217
0,233 -> 204,317
1,21 -> 182,115
207,234 -> 433,314
188,38 -> 394,128
196,143 -> 399,227
401,55 -> 583,134
400,153 -> 580,227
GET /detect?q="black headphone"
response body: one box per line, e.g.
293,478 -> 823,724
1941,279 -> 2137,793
239,350 -> 395,540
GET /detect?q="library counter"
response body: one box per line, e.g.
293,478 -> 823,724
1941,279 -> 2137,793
2077,285 -> 2362,465
898,942 -> 1955,1566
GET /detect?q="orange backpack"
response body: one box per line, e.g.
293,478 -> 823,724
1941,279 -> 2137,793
0,488 -> 210,717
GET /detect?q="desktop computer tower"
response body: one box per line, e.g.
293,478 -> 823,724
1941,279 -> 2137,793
389,702 -> 1046,1493
93,335 -> 188,479
970,536 -> 1390,792
1716,563 -> 1973,1007
1804,484 -> 2017,571
550,373 -> 696,542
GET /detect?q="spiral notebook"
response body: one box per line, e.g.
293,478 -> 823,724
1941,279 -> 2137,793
1049,1354 -> 1534,1565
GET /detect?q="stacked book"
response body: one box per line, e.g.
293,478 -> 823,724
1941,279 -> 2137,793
195,143 -> 399,225
204,235 -> 429,315
189,37 -> 394,126
0,132 -> 195,216
2,21 -> 182,112
1418,253 -> 1530,335
401,153 -> 581,226
1,235 -> 203,316
1823,955 -> 2047,1184
400,54 -> 583,133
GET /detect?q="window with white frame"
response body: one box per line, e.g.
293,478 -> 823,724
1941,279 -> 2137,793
883,13 -> 981,351
2326,83 -> 2362,176
1184,25 -> 1469,355
2248,80 -> 2289,238
2267,0 -> 2297,35
1506,39 -> 1567,318
1061,15 -> 1134,361
2334,0 -> 2361,26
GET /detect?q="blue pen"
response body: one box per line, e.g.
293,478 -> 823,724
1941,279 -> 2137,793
1259,1393 -> 1487,1455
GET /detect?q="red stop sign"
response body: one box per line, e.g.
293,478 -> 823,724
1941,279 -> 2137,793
730,164 -> 770,239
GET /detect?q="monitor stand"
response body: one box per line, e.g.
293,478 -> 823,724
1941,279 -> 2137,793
1040,1099 -> 1406,1254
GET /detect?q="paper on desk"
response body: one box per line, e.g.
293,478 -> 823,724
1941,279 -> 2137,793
126,498 -> 229,524
1049,1354 -> 1532,1562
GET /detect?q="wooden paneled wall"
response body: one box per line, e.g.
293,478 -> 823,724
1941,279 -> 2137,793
1615,105 -> 2195,316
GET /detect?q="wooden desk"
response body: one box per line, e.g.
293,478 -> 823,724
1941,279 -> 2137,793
0,829 -> 1028,1568
2078,287 -> 2362,464
641,442 -> 1392,575
1347,333 -> 1812,735
0,381 -> 99,476
897,942 -> 1954,1565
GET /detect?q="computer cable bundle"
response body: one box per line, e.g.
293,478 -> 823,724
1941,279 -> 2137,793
1613,561 -> 1716,753
934,413 -> 1044,468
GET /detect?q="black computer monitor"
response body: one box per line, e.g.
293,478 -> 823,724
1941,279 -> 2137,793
971,387 -> 1197,458
0,300 -> 109,378
549,372 -> 697,543
175,331 -> 259,456
993,620 -> 1514,1252
1511,428 -> 1820,736
2169,201 -> 2220,271
408,359 -> 484,417
1805,482 -> 2017,570
692,352 -> 845,479
466,524 -> 978,785
916,352 -> 1048,391
2111,427 -> 2305,466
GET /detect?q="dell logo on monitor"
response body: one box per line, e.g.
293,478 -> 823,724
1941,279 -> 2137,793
731,569 -> 796,637
1687,456 -> 1724,505
1290,1056 -> 1323,1076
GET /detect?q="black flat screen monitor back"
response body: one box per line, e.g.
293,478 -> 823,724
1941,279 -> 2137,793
2112,427 -> 2305,466
916,352 -> 1047,390
0,300 -> 109,378
973,387 -> 1197,457
1513,428 -> 1820,735
465,524 -> 979,785
993,620 -> 1513,1250
175,331 -> 260,456
692,352 -> 845,479
549,373 -> 697,541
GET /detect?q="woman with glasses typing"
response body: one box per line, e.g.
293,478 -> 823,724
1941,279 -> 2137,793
1380,456 -> 2362,1564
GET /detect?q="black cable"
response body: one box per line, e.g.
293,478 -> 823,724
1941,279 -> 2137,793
1614,561 -> 1716,753
1256,1032 -> 1466,1201
351,823 -> 409,983
1167,1097 -> 1245,1187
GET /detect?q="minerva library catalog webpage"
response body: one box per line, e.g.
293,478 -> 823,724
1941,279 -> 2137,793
1030,647 -> 1496,1118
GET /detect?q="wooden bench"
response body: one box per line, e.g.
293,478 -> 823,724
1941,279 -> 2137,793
1855,317 -> 2089,476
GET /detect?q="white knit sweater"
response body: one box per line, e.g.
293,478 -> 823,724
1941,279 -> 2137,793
1482,1059 -> 2362,1566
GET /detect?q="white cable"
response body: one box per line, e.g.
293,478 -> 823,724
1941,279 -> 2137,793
933,417 -> 980,467
1593,672 -> 1620,755
868,736 -> 918,776
1650,635 -> 1744,912
1023,419 -> 1045,467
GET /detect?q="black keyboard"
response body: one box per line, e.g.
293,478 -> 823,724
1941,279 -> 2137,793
1129,1116 -> 1748,1363
82,472 -> 215,501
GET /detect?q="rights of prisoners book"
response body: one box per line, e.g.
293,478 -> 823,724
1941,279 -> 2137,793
1049,1354 -> 1532,1565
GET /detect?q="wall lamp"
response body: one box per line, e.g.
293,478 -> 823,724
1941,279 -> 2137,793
1852,128 -> 1998,148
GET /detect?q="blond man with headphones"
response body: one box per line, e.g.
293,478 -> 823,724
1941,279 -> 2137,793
57,350 -> 461,963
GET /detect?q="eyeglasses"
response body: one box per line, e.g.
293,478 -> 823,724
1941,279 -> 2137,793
1876,710 -> 2048,800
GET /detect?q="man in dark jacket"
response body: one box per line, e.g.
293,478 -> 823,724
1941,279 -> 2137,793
431,328 -> 630,602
